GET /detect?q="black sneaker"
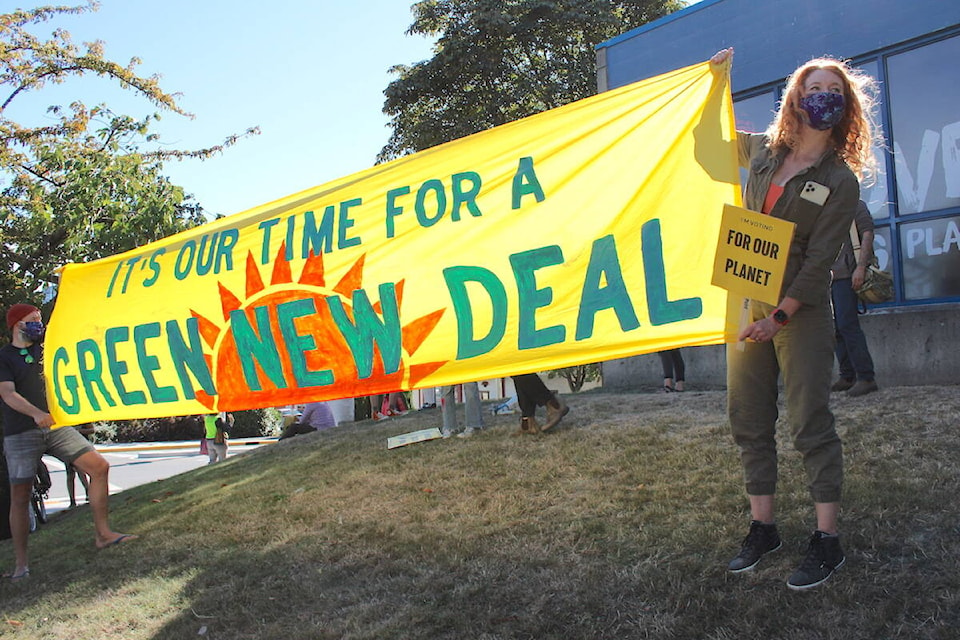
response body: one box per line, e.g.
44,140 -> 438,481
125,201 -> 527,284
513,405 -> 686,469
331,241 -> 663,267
727,520 -> 782,573
787,530 -> 845,591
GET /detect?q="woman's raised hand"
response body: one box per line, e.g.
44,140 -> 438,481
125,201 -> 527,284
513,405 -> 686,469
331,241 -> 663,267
711,48 -> 733,66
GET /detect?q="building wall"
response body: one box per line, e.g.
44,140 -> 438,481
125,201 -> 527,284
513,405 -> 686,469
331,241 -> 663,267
604,303 -> 960,390
597,0 -> 960,95
597,0 -> 960,389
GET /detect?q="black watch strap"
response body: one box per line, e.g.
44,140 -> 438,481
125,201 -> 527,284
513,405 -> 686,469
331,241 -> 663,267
772,308 -> 789,326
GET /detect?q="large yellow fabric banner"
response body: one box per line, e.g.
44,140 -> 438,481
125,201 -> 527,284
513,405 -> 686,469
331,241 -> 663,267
47,60 -> 740,426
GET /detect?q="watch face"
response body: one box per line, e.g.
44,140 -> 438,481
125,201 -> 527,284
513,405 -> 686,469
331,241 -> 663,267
774,309 -> 788,324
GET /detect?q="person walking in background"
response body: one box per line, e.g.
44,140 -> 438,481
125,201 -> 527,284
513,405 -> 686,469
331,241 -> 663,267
712,49 -> 879,590
440,382 -> 484,439
830,199 -> 879,397
203,412 -> 233,463
1,304 -> 136,581
278,401 -> 335,440
510,374 -> 569,435
657,349 -> 686,392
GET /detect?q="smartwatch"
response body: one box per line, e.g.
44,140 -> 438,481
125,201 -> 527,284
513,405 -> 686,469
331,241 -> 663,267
772,308 -> 790,326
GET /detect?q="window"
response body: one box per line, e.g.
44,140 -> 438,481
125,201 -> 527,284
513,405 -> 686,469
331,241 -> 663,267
734,92 -> 777,133
854,60 -> 891,220
887,35 -> 960,216
873,226 -> 892,273
899,215 -> 960,300
734,92 -> 777,186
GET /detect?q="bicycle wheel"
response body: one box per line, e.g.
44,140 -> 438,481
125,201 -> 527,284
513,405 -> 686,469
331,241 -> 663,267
31,492 -> 47,525
28,500 -> 37,532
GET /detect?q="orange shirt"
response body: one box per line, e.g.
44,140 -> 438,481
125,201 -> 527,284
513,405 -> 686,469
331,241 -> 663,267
762,183 -> 784,214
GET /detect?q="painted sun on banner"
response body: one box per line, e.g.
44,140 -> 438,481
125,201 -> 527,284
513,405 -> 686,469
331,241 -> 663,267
47,59 -> 741,427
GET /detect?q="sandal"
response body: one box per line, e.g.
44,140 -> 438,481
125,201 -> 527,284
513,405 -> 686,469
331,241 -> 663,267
5,569 -> 30,581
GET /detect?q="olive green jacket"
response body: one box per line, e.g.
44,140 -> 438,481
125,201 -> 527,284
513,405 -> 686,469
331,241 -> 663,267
737,132 -> 860,306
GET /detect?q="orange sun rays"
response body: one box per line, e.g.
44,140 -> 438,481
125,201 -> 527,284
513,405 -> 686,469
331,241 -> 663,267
190,244 -> 447,411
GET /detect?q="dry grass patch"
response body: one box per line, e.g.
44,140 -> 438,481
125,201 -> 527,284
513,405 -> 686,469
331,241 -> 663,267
1,386 -> 958,639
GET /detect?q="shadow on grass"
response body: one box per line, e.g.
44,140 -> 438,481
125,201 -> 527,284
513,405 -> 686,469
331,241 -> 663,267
2,388 -> 959,639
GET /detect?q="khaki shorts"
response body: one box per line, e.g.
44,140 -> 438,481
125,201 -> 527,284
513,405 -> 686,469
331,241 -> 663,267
4,427 -> 95,485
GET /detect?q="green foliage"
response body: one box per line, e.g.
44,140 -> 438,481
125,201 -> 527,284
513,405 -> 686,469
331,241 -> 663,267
231,408 -> 282,438
106,415 -> 202,443
0,3 -> 258,309
89,409 -> 280,443
379,0 -> 685,159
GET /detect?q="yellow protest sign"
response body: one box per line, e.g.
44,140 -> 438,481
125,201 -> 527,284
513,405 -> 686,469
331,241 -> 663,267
46,60 -> 741,427
711,204 -> 795,305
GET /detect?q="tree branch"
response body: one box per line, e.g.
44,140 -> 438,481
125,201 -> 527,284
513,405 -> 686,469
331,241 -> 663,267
16,162 -> 64,188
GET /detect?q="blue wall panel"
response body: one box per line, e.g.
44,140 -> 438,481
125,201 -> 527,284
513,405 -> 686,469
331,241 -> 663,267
600,0 -> 960,92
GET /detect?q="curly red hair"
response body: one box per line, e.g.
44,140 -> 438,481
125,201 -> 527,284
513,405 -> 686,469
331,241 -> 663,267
766,57 -> 879,182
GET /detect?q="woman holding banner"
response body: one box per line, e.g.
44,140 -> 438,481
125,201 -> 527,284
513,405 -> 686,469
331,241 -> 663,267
711,49 -> 878,590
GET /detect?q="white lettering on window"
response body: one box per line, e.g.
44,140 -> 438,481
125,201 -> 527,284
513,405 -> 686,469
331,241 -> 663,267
943,220 -> 960,254
874,233 -> 889,271
943,121 -> 960,199
904,221 -> 960,258
894,129 -> 939,213
905,228 -> 925,258
925,227 -> 943,256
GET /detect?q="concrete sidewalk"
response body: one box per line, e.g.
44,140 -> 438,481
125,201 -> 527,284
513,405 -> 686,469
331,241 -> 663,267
41,437 -> 278,515
92,436 -> 279,454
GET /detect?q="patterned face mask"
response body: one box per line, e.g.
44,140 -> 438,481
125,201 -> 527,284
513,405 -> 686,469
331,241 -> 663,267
799,92 -> 845,130
22,321 -> 45,342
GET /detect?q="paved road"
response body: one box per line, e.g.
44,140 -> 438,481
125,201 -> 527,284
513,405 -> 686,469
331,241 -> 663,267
40,438 -> 276,515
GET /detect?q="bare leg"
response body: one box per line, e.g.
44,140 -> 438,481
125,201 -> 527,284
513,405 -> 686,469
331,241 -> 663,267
815,502 -> 840,534
7,483 -> 31,576
749,494 -> 775,524
71,450 -> 137,548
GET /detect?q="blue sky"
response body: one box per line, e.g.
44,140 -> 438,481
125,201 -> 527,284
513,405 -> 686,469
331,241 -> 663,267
10,1 -> 435,217
11,1 -> 699,219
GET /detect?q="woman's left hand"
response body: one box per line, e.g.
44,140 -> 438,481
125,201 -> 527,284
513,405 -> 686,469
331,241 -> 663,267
738,317 -> 782,343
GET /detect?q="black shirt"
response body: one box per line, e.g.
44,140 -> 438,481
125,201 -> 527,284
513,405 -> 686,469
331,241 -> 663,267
0,342 -> 46,437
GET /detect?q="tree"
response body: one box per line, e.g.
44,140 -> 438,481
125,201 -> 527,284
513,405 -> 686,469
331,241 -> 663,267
0,3 -> 257,310
547,363 -> 602,393
379,0 -> 685,161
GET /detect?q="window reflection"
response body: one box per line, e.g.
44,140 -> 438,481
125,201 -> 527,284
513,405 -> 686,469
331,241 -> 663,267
887,35 -> 960,216
899,216 -> 960,299
854,60 -> 891,220
733,92 -> 777,187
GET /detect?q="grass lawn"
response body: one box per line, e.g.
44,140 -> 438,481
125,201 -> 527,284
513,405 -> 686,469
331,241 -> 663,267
1,385 -> 958,639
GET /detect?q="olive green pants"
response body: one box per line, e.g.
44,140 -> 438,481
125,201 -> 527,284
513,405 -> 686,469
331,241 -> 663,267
727,300 -> 843,503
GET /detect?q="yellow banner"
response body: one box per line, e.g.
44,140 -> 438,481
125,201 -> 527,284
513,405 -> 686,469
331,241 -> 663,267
47,60 -> 741,426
